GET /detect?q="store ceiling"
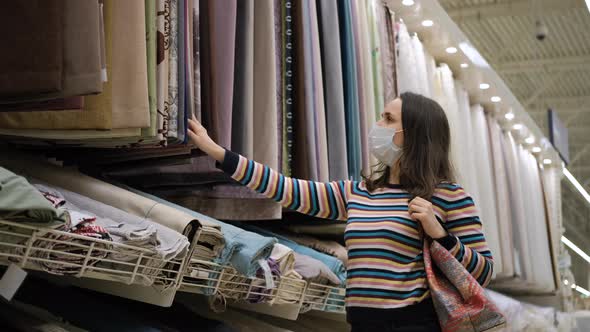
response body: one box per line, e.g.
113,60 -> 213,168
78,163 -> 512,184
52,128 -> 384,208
439,0 -> 590,190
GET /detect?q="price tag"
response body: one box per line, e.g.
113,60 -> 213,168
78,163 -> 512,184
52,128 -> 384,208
0,264 -> 27,301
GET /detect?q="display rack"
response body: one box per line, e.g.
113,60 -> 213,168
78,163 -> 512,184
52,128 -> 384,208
0,219 -> 190,307
300,283 -> 346,314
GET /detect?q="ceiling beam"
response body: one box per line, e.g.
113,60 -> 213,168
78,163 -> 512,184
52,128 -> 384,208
496,56 -> 590,75
446,0 -> 584,21
571,146 -> 590,165
524,73 -> 567,108
529,96 -> 590,109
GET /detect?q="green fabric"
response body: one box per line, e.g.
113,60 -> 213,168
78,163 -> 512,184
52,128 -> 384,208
144,0 -> 158,138
0,167 -> 60,223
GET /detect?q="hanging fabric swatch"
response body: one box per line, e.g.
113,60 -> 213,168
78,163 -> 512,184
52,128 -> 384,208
192,0 -> 202,122
396,22 -> 419,94
253,0 -> 279,170
470,104 -> 503,277
231,0 -> 254,159
486,113 -> 515,278
411,35 -> 430,98
177,0 -> 187,143
167,0 -> 180,139
157,0 -> 171,142
378,4 -> 395,104
145,0 -> 160,140
368,0 -> 384,119
454,81 -> 480,202
282,0 -> 295,177
274,0 -> 284,173
317,0 -> 349,181
337,0 -> 362,180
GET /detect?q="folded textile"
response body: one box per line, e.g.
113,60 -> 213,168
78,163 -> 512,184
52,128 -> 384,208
281,232 -> 347,266
238,225 -> 346,284
0,167 -> 62,224
293,252 -> 340,285
270,244 -> 304,305
127,189 -> 277,277
247,258 -> 281,304
32,182 -> 190,286
0,97 -> 84,112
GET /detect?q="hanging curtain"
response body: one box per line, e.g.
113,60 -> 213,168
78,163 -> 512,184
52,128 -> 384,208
317,0 -> 349,181
410,35 -> 430,98
396,22 -> 419,94
470,104 -> 503,277
455,80 -> 479,202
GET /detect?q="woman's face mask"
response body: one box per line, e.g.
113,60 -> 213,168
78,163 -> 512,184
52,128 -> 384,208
368,125 -> 404,166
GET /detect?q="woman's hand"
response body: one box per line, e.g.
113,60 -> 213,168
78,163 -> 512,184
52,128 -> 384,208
408,197 -> 448,239
187,118 -> 225,162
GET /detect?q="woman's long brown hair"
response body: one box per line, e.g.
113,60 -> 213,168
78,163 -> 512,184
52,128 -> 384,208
363,92 -> 455,199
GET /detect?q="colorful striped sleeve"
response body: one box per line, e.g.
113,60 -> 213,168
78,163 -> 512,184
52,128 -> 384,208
432,184 -> 494,287
219,150 -> 349,221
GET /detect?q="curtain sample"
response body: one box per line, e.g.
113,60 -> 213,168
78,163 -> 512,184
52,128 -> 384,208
275,0 -> 284,173
157,0 -> 171,142
231,0 -> 254,159
396,22 -> 419,94
454,81 -> 480,203
470,104 -> 503,277
317,0 -> 349,181
379,4 -> 395,104
282,0 -> 296,177
338,0 -> 362,180
192,0 -> 202,122
368,0 -> 384,119
145,0 -> 159,139
167,0 -> 180,139
177,0 -> 187,143
411,35 -> 430,98
486,114 -> 515,277
253,0 -> 279,170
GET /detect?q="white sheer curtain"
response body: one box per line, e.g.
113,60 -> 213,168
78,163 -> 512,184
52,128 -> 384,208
470,104 -> 503,277
410,35 -> 430,98
396,22 -> 419,94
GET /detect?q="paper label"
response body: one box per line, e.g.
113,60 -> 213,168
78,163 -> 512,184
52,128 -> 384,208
0,264 -> 27,301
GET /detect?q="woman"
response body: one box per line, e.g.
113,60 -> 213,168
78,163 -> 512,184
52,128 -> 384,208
188,92 -> 493,332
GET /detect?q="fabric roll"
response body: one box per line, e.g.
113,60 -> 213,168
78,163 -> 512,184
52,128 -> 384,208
486,114 -> 515,278
337,0 -> 362,180
317,0 -> 349,181
385,8 -> 398,98
132,192 -> 278,278
282,0 -> 295,177
293,252 -> 341,285
167,0 -> 180,139
350,0 -> 370,174
208,0 -> 237,148
0,152 -> 201,241
0,98 -> 84,112
253,0 -> 279,169
0,168 -> 62,224
282,232 -> 347,266
470,105 -> 503,277
231,0 -> 254,159
411,35 -> 430,98
396,22 -> 419,94
309,0 -> 330,182
0,1 -> 63,97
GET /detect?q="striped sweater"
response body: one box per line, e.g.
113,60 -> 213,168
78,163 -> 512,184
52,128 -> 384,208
220,151 -> 494,313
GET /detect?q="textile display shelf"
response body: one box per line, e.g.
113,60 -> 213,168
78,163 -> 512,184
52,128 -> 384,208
179,258 -> 308,320
300,283 -> 346,314
0,218 -> 191,307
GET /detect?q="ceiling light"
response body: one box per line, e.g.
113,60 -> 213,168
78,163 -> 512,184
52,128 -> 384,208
402,0 -> 415,6
564,279 -> 569,286
460,63 -> 469,68
422,20 -> 434,27
459,42 -> 490,68
543,159 -> 552,165
525,136 -> 535,144
491,96 -> 502,103
505,112 -> 515,120
479,83 -> 490,90
564,168 -> 590,204
572,284 -> 577,289
513,124 -> 523,130
562,236 -> 590,264
532,146 -> 542,153
446,47 -> 458,54
576,285 -> 590,297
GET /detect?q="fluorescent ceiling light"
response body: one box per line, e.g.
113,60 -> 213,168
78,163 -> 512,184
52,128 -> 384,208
479,83 -> 490,90
446,47 -> 458,54
562,236 -> 590,265
576,285 -> 590,297
564,168 -> 590,204
459,42 -> 490,68
422,20 -> 434,27
505,112 -> 515,120
525,136 -> 535,144
586,0 -> 590,14
543,159 -> 552,165
513,124 -> 523,130
532,146 -> 542,153
491,96 -> 502,103
461,63 -> 469,68
564,279 -> 569,285
402,0 -> 415,6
